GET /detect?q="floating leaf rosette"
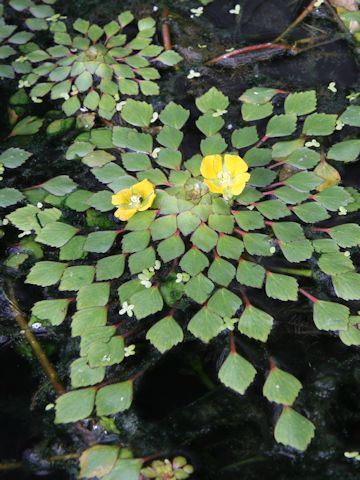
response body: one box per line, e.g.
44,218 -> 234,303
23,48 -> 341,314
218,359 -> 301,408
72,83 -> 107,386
7,86 -> 360,452
20,12 -> 182,118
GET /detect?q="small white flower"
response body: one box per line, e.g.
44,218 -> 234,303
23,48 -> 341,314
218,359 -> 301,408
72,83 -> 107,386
116,100 -> 127,112
344,451 -> 359,459
225,47 -> 235,53
270,246 -> 276,254
45,403 -> 55,411
119,301 -> 135,317
153,5 -> 159,12
344,251 -> 351,257
36,202 -> 43,209
141,279 -> 152,288
187,69 -> 201,79
229,4 -> 241,15
151,147 -> 161,158
31,96 -> 43,104
2,218 -> 9,226
198,44 -> 207,49
79,106 -> 88,112
328,81 -> 337,93
305,139 -> 320,148
70,48 -> 78,53
18,230 -> 31,238
338,206 -> 347,216
335,119 -> 344,131
176,273 -> 183,283
125,344 -> 136,357
31,322 -> 42,330
314,0 -> 324,7
190,7 -> 203,17
346,92 -> 360,102
154,260 -> 161,270
212,109 -> 228,117
151,112 -> 159,123
227,123 -> 233,130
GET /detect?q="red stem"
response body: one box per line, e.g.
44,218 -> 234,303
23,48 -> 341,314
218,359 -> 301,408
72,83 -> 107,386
299,288 -> 319,303
206,43 -> 296,65
161,8 -> 172,51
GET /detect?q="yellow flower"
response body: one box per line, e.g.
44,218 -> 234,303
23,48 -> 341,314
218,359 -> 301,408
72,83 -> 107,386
200,154 -> 250,197
111,179 -> 156,221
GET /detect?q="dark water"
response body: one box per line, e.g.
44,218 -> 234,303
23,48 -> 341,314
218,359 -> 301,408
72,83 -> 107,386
1,0 -> 360,478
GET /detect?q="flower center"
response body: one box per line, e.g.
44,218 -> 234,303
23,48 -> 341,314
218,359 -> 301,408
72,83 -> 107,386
217,169 -> 232,186
129,194 -> 142,207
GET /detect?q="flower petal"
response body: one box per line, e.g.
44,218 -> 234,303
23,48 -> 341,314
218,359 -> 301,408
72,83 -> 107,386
204,179 -> 224,194
138,192 -> 156,211
200,154 -> 222,179
224,154 -> 248,175
133,179 -> 155,199
112,189 -> 131,207
230,173 -> 251,195
114,207 -> 137,221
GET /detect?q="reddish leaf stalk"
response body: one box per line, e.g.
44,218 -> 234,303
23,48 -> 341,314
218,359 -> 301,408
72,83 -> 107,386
206,43 -> 296,66
299,288 -> 319,303
161,8 -> 172,51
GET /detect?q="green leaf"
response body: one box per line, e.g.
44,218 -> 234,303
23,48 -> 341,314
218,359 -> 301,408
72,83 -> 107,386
243,233 -> 273,256
236,260 -> 265,288
10,116 -> 43,136
233,211 -> 264,230
26,261 -> 66,287
284,172 -> 322,192
303,113 -> 337,135
318,252 -> 354,275
339,105 -> 360,127
113,127 -> 152,153
240,87 -> 278,104
314,186 -> 352,211
244,148 -> 272,167
36,222 -> 78,247
197,113 -> 225,137
339,316 -> 360,346
157,235 -> 185,262
0,147 -> 32,168
121,99 -> 153,127
70,358 -> 105,388
327,140 -> 360,162
231,126 -> 258,148
0,188 -> 24,207
128,247 -> 156,274
200,134 -> 227,156
239,305 -> 273,342
329,223 -> 360,247
265,272 -> 298,301
207,288 -> 241,317
293,202 -> 330,223
122,231 -> 150,253
146,316 -> 184,353
188,307 -> 223,342
180,248 -> 209,276
208,257 -> 236,287
287,148 -> 320,169
96,381 -> 133,415
218,352 -> 256,395
63,96 -> 81,116
55,388 -> 95,423
280,240 -> 313,263
248,167 -> 276,187
313,300 -> 349,330
284,90 -> 317,116
41,175 -> 77,195
65,190 -> 92,212
150,214 -> 177,240
217,234 -> 244,260
87,336 -> 124,368
32,299 -> 70,326
242,102 -> 273,121
177,211 -> 201,236
191,224 -> 218,252
79,445 -> 119,479
96,254 -> 125,281
84,231 -> 117,253
77,283 -> 110,309
196,87 -> 229,113
130,286 -> 164,319
266,114 -> 297,137
332,272 -> 360,301
272,139 -> 304,159
87,191 -> 113,212
274,407 -> 315,451
263,367 -> 302,405
59,265 -> 95,291
102,459 -> 142,480
159,102 -> 189,129
256,199 -> 289,220
156,49 -> 182,66
71,307 -> 107,337
184,274 -> 214,304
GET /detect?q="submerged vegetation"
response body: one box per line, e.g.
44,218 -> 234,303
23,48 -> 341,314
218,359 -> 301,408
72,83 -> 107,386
1,0 -> 360,478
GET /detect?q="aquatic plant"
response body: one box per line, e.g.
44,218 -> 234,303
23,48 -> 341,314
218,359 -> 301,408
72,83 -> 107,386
5,83 -> 360,455
19,12 -> 181,118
